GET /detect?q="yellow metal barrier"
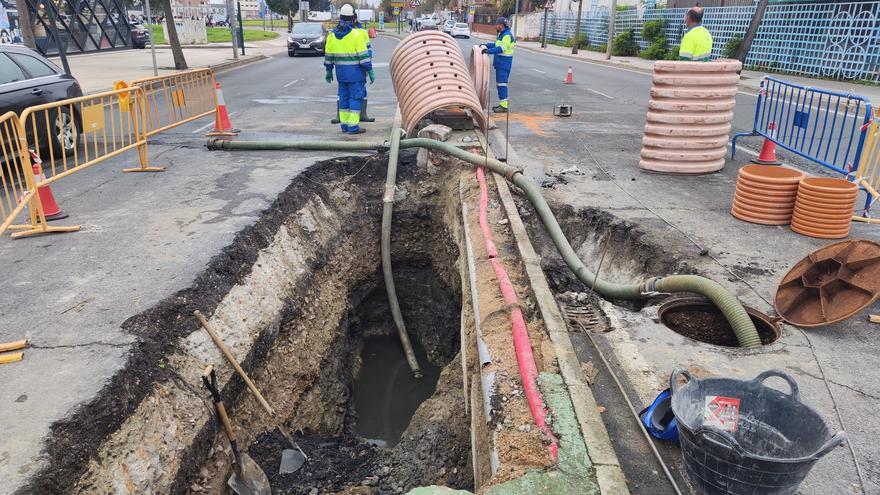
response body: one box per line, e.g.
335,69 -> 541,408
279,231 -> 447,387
130,69 -> 218,137
857,116 -> 880,215
0,111 -> 78,238
20,86 -> 163,179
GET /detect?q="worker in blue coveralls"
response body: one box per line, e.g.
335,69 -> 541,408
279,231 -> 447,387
324,4 -> 374,134
480,17 -> 516,113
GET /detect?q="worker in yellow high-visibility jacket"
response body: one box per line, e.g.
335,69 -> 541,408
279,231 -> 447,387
679,6 -> 713,61
324,4 -> 374,134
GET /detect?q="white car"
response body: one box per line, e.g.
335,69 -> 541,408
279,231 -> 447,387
442,20 -> 455,33
451,22 -> 470,38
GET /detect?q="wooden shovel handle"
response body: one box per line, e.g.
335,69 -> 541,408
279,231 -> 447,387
194,310 -> 276,416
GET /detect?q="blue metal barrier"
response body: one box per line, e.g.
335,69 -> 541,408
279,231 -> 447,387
732,77 -> 873,175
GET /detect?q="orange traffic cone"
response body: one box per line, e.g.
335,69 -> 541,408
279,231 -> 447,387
751,121 -> 781,165
564,66 -> 574,84
29,151 -> 68,221
206,82 -> 240,137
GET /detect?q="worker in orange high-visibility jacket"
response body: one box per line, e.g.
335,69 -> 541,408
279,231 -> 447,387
324,4 -> 374,134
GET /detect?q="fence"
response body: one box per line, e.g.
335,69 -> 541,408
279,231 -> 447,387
0,112 -> 79,238
732,77 -> 873,176
20,86 -> 162,181
131,69 -> 218,137
854,115 -> 880,214
2,69 -> 222,239
536,1 -> 880,82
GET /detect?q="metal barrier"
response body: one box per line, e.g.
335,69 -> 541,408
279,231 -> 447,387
130,69 -> 218,137
732,77 -> 873,176
853,114 -> 880,215
0,112 -> 78,238
20,86 -> 163,182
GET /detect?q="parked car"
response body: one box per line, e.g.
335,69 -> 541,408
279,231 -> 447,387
288,22 -> 327,57
451,22 -> 470,38
442,20 -> 455,33
130,22 -> 150,49
0,45 -> 82,154
418,19 -> 438,31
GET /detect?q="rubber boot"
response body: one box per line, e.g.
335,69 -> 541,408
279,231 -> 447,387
360,98 -> 376,123
331,98 -> 341,124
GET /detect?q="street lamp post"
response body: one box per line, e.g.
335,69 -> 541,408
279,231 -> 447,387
227,0 -> 240,58
571,0 -> 583,54
144,0 -> 159,75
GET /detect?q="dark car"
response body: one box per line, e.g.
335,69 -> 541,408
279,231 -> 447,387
130,22 -> 150,49
288,22 -> 327,57
0,45 -> 82,154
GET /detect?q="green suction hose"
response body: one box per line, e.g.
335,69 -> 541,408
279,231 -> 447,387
206,137 -> 762,348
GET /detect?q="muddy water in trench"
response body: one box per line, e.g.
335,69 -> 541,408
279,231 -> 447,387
353,335 -> 441,447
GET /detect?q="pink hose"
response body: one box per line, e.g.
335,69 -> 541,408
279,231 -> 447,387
476,166 -> 559,462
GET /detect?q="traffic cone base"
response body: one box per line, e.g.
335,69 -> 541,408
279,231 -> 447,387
752,122 -> 780,165
564,66 -> 574,84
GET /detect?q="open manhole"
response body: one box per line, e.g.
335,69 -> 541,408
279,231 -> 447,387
658,297 -> 780,347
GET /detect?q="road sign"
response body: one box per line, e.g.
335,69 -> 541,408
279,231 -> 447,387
391,1 -> 405,6
409,0 -> 420,7
393,7 -> 400,14
301,1 -> 309,11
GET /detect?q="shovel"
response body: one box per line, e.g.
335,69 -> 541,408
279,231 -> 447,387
202,367 -> 272,495
195,310 -> 308,474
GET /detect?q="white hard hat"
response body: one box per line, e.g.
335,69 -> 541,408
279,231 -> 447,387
339,4 -> 355,16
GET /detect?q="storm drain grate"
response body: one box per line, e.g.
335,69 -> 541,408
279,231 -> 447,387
558,301 -> 606,332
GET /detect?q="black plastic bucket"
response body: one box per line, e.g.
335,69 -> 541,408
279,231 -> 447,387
670,369 -> 845,495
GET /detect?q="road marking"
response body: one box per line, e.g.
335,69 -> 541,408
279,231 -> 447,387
532,68 -> 546,74
191,112 -> 237,133
585,87 -> 614,100
283,78 -> 301,88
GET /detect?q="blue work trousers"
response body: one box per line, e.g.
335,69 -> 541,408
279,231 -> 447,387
495,68 -> 510,108
338,81 -> 366,131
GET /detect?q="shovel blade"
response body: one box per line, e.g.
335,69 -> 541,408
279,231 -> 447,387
279,448 -> 306,474
227,453 -> 271,495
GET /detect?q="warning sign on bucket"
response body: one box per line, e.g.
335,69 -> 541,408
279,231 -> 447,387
704,395 -> 741,432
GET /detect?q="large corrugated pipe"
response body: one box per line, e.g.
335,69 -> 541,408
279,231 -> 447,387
206,137 -> 762,348
389,31 -> 487,135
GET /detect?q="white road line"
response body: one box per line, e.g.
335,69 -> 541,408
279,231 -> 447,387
191,111 -> 237,133
585,87 -> 614,100
283,78 -> 301,88
532,68 -> 546,74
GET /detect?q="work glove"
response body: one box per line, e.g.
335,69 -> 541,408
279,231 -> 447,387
481,47 -> 489,54
368,69 -> 375,85
325,70 -> 333,84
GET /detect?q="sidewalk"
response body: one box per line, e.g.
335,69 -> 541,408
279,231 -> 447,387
472,32 -> 880,104
48,36 -> 285,93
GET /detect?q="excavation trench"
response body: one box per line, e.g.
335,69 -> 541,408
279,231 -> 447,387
190,151 -> 474,494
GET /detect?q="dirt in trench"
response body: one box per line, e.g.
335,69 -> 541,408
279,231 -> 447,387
247,353 -> 472,495
661,308 -> 778,347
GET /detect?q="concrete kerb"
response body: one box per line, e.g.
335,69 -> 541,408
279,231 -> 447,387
482,130 -> 630,494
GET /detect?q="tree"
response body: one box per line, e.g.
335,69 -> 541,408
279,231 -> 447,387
16,0 -> 36,49
265,0 -> 297,29
160,0 -> 188,69
736,0 -> 767,66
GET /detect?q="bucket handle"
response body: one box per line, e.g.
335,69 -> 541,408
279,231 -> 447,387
694,425 -> 748,458
812,431 -> 847,459
669,368 -> 693,396
753,369 -> 800,402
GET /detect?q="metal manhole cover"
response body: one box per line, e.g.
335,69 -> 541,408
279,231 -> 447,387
775,239 -> 880,327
